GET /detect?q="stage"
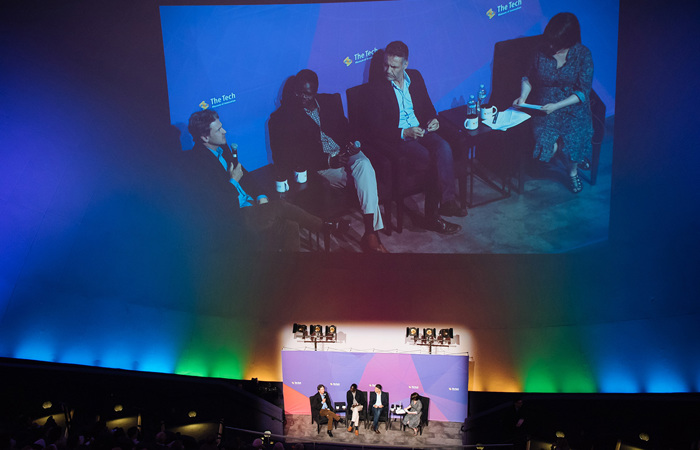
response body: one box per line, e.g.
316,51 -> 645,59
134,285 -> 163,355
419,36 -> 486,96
283,414 -> 464,448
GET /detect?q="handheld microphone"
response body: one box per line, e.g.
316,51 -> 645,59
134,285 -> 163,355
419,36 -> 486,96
230,143 -> 239,168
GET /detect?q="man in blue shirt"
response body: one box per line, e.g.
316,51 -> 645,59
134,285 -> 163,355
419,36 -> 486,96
186,109 -> 329,251
310,384 -> 343,437
368,41 -> 467,235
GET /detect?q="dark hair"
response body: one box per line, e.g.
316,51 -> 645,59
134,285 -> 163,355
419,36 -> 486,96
350,383 -> 357,389
410,392 -> 420,401
188,109 -> 219,144
385,41 -> 409,61
317,384 -> 325,391
295,69 -> 319,93
543,12 -> 581,55
375,384 -> 382,390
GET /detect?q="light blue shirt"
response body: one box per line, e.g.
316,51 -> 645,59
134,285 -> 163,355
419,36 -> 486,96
391,71 -> 420,139
208,147 -> 254,208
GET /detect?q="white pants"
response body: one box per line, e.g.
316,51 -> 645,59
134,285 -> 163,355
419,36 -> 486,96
350,404 -> 364,426
317,150 -> 383,231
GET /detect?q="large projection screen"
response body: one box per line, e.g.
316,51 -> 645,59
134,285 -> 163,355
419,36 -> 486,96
160,0 -> 618,254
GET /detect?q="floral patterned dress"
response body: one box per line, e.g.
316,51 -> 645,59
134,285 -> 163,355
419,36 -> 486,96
528,42 -> 594,163
402,399 -> 423,428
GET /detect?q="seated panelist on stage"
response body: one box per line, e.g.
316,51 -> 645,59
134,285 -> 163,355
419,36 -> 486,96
186,109 -> 328,251
402,392 -> 423,436
513,12 -> 594,194
367,40 -> 467,235
369,384 -> 389,433
346,383 -> 366,435
310,384 -> 342,437
270,69 -> 388,253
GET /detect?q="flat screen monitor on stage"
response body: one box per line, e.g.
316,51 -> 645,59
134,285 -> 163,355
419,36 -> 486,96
160,0 -> 618,254
282,350 -> 469,422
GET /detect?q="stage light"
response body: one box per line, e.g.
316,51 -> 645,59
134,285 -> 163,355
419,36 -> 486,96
114,404 -> 123,412
292,323 -> 307,335
439,328 -> 454,339
406,326 -> 458,353
293,322 -> 337,350
42,401 -> 52,409
188,410 -> 197,418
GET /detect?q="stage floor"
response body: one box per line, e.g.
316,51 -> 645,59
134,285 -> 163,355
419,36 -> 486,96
284,414 -> 464,448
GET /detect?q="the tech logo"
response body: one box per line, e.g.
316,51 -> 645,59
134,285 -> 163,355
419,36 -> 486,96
491,0 -> 523,18
199,100 -> 210,110
209,92 -> 237,108
344,47 -> 379,66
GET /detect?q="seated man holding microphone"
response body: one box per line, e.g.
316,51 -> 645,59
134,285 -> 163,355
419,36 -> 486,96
310,384 -> 343,437
186,109 -> 332,251
269,69 -> 388,253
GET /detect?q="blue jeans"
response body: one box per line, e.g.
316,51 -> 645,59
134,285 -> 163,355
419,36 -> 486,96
398,132 -> 456,219
372,406 -> 382,429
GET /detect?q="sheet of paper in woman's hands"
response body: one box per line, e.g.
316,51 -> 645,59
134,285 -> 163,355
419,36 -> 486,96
515,103 -> 542,110
484,108 -> 531,131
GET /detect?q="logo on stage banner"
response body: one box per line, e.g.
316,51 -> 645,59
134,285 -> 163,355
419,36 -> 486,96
488,0 -> 523,18
199,100 -> 209,110
207,91 -> 237,108
343,46 -> 379,67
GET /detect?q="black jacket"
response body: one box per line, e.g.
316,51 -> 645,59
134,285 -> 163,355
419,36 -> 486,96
269,93 -> 351,175
367,68 -> 438,145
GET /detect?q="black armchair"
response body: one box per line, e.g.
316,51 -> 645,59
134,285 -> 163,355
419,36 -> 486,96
345,389 -> 370,429
309,395 -> 337,434
269,85 -> 393,240
490,35 -> 606,188
400,395 -> 430,435
366,392 -> 390,430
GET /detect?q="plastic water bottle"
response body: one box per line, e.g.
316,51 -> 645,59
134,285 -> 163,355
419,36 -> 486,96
467,95 -> 477,116
477,84 -> 487,109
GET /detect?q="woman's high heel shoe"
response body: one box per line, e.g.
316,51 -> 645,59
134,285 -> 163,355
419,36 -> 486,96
569,173 -> 583,194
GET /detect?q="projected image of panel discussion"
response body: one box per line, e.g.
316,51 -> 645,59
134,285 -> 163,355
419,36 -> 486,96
161,0 -> 617,254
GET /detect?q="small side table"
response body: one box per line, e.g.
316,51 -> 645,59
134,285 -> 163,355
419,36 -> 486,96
334,402 -> 347,425
390,406 -> 406,430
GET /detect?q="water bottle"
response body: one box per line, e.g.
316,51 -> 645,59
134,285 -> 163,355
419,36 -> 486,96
477,84 -> 487,109
467,95 -> 477,116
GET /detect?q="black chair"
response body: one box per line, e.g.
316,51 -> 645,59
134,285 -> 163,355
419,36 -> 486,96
347,51 -> 469,231
348,83 -> 432,233
365,392 -> 390,430
269,88 -> 393,240
309,395 -> 337,434
346,390 -> 369,430
417,396 -> 430,435
357,391 -> 370,429
490,35 -> 606,189
400,395 -> 430,435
